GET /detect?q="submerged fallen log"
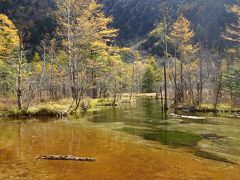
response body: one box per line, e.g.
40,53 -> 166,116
36,155 -> 96,162
170,113 -> 206,120
226,114 -> 240,118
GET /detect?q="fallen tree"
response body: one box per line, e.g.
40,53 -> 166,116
36,155 -> 96,162
170,113 -> 206,120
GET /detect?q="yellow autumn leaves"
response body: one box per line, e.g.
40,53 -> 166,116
0,14 -> 19,68
224,2 -> 240,42
170,15 -> 196,56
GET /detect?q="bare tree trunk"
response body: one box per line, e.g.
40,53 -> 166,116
112,78 -> 117,106
163,58 -> 168,111
180,61 -> 184,103
214,74 -> 222,110
174,46 -> 177,105
92,69 -> 98,99
67,0 -> 77,100
49,49 -> 54,100
99,85 -> 103,98
62,77 -> 66,97
189,75 -> 194,105
129,64 -> 135,102
17,35 -> 23,110
159,85 -> 163,107
198,57 -> 203,105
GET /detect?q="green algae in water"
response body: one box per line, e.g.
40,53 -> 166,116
194,150 -> 234,164
120,127 -> 202,147
87,98 -> 240,163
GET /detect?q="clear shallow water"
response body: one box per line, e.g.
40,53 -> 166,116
87,98 -> 240,163
0,98 -> 240,179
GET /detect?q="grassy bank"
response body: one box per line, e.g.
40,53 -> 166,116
0,97 -> 132,118
174,103 -> 240,113
2,94 -> 240,119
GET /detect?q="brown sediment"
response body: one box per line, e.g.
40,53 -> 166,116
0,120 -> 239,180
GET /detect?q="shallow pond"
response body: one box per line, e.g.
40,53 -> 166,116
88,98 -> 240,163
0,98 -> 240,179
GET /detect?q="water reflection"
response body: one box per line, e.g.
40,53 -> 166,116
0,98 -> 240,179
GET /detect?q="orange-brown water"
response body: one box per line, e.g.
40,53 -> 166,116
0,119 -> 240,180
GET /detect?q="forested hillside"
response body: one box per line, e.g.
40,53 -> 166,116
0,0 -> 55,56
102,0 -> 237,48
0,0 -> 238,50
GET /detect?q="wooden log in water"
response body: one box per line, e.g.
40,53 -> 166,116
170,113 -> 206,120
226,114 -> 240,118
36,155 -> 96,162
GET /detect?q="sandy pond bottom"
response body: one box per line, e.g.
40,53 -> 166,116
0,118 -> 240,180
